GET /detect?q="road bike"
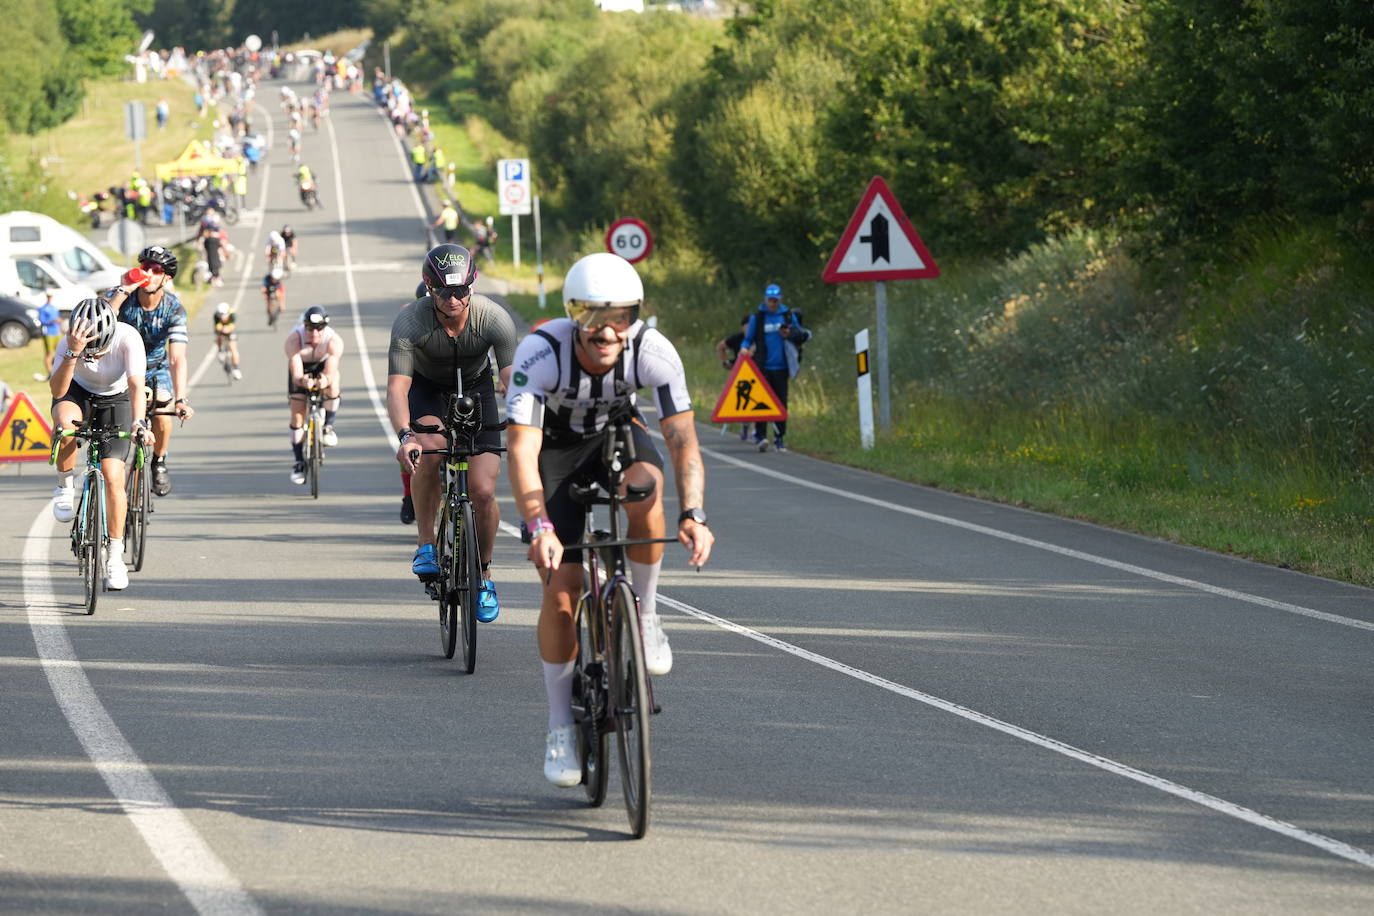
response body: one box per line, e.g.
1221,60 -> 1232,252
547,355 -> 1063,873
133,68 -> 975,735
123,399 -> 180,573
412,387 -> 505,672
51,410 -> 135,615
302,382 -> 327,500
266,287 -> 284,328
560,412 -> 676,838
216,334 -> 237,385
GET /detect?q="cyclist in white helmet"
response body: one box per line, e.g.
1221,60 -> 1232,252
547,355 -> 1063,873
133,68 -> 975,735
48,298 -> 151,590
505,253 -> 714,786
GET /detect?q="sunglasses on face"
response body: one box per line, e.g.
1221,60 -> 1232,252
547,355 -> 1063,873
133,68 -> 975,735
431,284 -> 471,301
139,262 -> 166,274
569,304 -> 639,333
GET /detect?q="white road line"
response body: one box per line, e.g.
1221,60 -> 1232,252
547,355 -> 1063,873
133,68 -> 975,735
337,94 -> 1373,869
658,593 -> 1374,868
324,105 -> 408,451
189,117 -> 276,390
695,442 -> 1374,633
22,104 -> 277,914
22,513 -> 264,914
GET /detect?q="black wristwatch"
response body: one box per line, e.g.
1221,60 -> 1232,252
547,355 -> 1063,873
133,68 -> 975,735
175,397 -> 190,405
678,508 -> 707,526
397,428 -> 414,443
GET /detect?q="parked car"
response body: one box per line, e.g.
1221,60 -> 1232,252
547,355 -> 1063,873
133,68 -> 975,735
0,294 -> 41,349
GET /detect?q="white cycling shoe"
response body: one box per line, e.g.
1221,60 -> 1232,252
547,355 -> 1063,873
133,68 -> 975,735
321,425 -> 338,447
52,486 -> 76,523
105,553 -> 129,591
641,613 -> 673,676
544,724 -> 581,787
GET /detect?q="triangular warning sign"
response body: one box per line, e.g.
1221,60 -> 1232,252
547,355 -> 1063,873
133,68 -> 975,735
822,176 -> 940,283
0,391 -> 54,462
711,355 -> 787,423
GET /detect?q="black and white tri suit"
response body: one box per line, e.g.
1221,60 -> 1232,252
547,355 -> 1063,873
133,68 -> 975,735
505,317 -> 693,550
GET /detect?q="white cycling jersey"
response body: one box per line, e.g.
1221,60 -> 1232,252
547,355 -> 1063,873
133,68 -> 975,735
54,324 -> 146,396
285,324 -> 342,368
505,317 -> 691,439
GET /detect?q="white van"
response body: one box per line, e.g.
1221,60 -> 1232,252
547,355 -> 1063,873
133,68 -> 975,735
0,254 -> 99,313
0,210 -> 124,290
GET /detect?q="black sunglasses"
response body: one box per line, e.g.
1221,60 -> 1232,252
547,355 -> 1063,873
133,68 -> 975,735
431,284 -> 472,301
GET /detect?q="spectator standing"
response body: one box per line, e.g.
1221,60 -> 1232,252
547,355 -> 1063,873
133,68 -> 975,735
155,98 -> 169,130
37,291 -> 64,378
200,222 -> 224,287
738,283 -> 811,452
432,201 -> 462,242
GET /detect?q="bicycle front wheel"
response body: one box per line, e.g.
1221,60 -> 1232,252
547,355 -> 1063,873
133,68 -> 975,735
125,456 -> 148,572
456,500 -> 480,674
308,416 -> 322,499
82,484 -> 103,616
611,580 -> 651,837
575,594 -> 609,807
435,498 -> 459,659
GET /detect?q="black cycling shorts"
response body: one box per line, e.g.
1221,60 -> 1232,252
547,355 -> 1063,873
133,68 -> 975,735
408,369 -> 502,454
52,383 -> 133,462
538,416 -> 663,561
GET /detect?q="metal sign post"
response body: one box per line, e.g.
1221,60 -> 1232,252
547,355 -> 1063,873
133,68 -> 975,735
874,282 -> 890,431
534,195 -> 545,309
124,101 -> 147,172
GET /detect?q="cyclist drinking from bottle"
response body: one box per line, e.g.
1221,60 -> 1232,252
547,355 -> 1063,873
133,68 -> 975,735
505,252 -> 714,786
107,246 -> 194,497
389,244 -> 518,621
48,298 -> 151,590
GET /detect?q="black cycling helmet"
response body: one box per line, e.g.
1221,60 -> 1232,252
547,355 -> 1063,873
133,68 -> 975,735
415,281 -> 428,300
302,305 -> 329,329
136,245 -> 178,278
71,298 -> 118,354
421,243 -> 477,291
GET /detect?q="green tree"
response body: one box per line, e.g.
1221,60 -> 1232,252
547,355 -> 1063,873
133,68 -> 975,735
57,0 -> 150,75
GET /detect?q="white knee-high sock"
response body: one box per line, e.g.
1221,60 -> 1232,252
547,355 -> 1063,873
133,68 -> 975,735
629,558 -> 661,621
543,660 -> 575,730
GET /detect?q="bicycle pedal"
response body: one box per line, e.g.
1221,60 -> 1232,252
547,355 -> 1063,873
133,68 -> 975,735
652,703 -> 663,715
422,580 -> 441,600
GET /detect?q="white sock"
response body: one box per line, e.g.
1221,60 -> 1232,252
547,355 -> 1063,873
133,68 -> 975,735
57,471 -> 75,489
629,558 -> 660,622
543,660 -> 575,730
107,538 -> 123,560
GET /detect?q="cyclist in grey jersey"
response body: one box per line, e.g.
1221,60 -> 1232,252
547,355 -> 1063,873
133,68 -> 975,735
388,244 -> 518,620
506,252 -> 713,787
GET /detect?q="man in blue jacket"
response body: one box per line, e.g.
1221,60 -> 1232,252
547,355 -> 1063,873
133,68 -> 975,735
738,283 -> 811,452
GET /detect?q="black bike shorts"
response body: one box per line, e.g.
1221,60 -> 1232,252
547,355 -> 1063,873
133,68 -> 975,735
408,369 -> 502,454
539,416 -> 663,561
52,383 -> 133,462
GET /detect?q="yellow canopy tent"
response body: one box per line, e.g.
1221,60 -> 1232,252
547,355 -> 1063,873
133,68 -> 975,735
155,140 -> 240,182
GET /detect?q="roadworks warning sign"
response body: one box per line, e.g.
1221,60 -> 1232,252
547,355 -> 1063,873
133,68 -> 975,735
711,355 -> 787,423
0,391 -> 53,462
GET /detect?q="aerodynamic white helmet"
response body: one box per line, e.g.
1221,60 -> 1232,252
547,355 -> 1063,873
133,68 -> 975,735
562,253 -> 643,311
215,302 -> 231,316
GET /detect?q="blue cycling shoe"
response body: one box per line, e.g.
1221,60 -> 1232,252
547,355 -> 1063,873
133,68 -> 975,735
412,544 -> 439,577
477,579 -> 499,622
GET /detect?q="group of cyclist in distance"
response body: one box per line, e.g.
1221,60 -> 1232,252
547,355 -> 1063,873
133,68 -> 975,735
44,234 -> 715,788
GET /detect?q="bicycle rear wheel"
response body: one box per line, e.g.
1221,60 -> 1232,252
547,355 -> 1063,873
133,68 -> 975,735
308,415 -> 322,499
611,580 -> 651,837
457,500 -> 479,674
82,483 -> 103,616
436,498 -> 459,659
574,594 -> 609,807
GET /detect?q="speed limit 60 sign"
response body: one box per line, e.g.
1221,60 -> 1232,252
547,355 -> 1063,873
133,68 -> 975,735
606,218 -> 652,263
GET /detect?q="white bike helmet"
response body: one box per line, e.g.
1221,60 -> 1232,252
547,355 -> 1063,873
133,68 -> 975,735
215,302 -> 231,316
70,298 -> 118,355
563,252 -> 643,311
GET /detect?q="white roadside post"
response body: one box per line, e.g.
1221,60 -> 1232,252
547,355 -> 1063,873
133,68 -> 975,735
497,158 -> 531,269
534,195 -> 545,309
856,329 -> 874,448
823,175 -> 940,437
